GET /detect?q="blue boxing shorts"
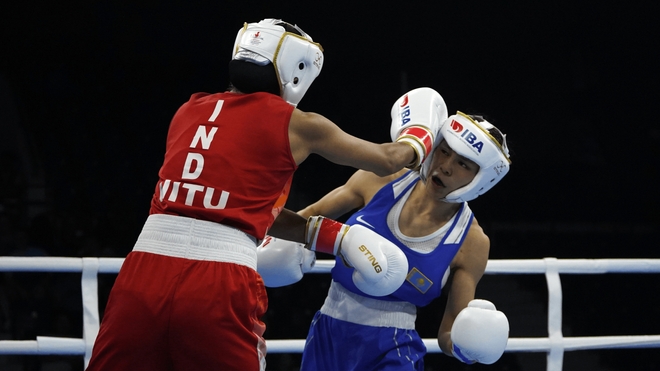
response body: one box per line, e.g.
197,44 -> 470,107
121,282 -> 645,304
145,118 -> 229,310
300,311 -> 426,371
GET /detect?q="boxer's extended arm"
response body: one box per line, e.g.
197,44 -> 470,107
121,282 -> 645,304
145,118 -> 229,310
259,215 -> 408,294
269,168 -> 394,242
288,109 -> 415,177
298,169 -> 396,220
305,216 -> 408,296
268,208 -> 308,243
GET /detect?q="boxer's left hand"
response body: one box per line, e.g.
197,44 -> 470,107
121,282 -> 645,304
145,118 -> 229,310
305,216 -> 408,296
256,235 -> 316,287
451,299 -> 509,364
390,87 -> 448,169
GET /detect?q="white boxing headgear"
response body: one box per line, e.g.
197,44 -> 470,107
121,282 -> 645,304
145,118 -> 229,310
421,111 -> 511,203
232,18 -> 324,106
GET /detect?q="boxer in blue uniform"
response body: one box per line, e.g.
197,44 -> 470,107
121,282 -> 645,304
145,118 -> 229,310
257,88 -> 512,369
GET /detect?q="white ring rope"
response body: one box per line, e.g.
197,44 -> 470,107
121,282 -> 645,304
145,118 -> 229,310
544,258 -> 564,371
2,257 -> 660,371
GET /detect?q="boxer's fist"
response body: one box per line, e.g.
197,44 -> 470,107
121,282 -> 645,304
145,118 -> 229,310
390,87 -> 448,169
256,236 -> 316,287
451,299 -> 509,364
305,216 -> 408,296
340,224 -> 408,296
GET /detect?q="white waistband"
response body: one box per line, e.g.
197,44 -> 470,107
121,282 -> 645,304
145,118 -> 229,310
132,214 -> 258,270
320,280 -> 417,329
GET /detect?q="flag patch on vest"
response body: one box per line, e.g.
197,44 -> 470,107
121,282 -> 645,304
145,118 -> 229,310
406,267 -> 433,294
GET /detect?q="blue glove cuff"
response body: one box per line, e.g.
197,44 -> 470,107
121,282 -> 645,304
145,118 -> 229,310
452,343 -> 476,364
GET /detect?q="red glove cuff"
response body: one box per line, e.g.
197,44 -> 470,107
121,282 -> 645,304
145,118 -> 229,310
399,126 -> 433,157
305,216 -> 349,256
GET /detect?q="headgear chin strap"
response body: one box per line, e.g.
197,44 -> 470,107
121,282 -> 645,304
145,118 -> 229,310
421,111 -> 511,203
232,18 -> 324,107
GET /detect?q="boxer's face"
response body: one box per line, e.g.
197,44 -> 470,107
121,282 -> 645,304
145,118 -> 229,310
426,140 -> 479,199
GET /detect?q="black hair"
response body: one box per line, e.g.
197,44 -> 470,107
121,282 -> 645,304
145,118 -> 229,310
468,114 -> 505,147
487,127 -> 505,147
276,21 -> 303,36
227,60 -> 280,95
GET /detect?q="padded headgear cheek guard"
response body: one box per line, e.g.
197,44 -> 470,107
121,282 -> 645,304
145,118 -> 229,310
422,112 -> 511,203
232,18 -> 324,106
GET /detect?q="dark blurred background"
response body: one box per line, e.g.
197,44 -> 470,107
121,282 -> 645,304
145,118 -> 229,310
1,1 -> 659,370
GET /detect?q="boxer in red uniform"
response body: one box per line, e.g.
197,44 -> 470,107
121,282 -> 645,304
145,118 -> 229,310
86,18 -> 439,371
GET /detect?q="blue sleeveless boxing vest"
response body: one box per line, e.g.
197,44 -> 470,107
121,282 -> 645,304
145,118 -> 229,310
331,171 -> 474,307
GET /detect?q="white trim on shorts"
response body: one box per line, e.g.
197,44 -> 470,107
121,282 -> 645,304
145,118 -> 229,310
132,214 -> 259,270
320,280 -> 417,329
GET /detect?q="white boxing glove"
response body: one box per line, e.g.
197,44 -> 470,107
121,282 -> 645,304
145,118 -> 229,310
390,87 -> 448,169
451,299 -> 509,365
305,216 -> 408,296
256,235 -> 316,287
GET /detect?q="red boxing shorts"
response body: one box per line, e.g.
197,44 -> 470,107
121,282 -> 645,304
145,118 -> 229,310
87,215 -> 268,371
